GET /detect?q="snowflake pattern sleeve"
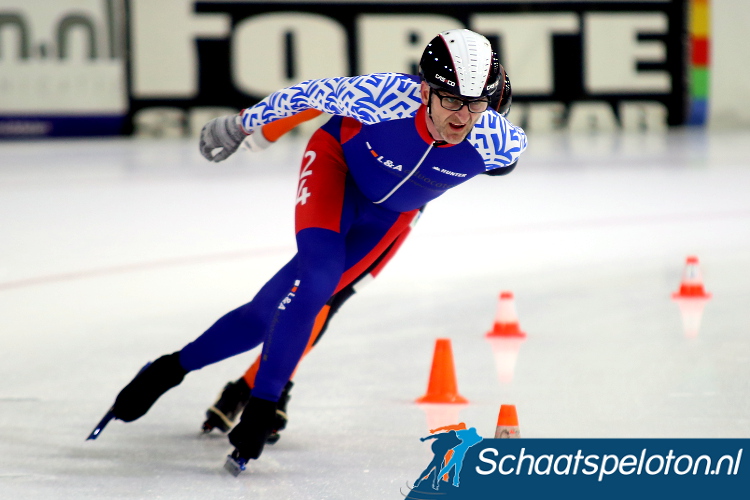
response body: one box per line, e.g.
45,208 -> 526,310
468,110 -> 528,171
240,73 -> 422,132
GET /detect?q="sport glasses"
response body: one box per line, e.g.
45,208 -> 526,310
432,90 -> 490,113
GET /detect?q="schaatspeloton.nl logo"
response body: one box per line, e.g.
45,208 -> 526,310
402,425 -> 748,500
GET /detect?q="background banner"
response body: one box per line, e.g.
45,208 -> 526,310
0,0 -> 127,137
130,0 -> 688,137
0,0 -> 689,137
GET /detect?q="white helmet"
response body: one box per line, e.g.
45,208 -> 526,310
419,29 -> 503,99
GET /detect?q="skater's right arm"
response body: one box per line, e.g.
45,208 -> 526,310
243,109 -> 324,152
240,73 -> 422,130
200,73 -> 420,163
199,108 -> 323,162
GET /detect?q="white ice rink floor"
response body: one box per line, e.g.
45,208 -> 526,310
1,129 -> 749,499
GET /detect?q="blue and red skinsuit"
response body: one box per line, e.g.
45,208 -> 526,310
180,73 -> 527,402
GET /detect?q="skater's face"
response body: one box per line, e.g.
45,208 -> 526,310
421,82 -> 485,145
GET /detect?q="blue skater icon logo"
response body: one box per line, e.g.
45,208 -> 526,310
405,423 -> 484,498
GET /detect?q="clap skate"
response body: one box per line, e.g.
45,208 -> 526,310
202,378 -> 251,434
224,396 -> 278,476
87,352 -> 187,440
202,379 -> 293,446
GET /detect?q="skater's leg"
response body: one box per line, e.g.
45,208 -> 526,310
179,256 -> 299,371
249,206 -> 417,401
111,256 -> 298,423
229,227 -> 346,458
250,227 -> 346,401
237,209 -> 421,389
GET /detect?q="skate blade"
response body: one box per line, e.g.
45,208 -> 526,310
224,455 -> 247,477
87,362 -> 151,441
87,408 -> 116,441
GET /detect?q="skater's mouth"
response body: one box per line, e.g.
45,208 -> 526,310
448,123 -> 466,130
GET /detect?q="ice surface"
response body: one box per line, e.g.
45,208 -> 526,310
1,129 -> 749,499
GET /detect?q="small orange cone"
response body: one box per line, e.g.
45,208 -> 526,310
671,256 -> 711,339
486,292 -> 527,338
494,404 -> 521,438
415,338 -> 469,404
672,256 -> 712,299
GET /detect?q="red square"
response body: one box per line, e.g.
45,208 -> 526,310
692,38 -> 710,66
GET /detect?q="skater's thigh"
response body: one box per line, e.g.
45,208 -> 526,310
294,128 -> 349,235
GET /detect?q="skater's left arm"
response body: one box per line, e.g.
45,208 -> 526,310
468,110 -> 528,172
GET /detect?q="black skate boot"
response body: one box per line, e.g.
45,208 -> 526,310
111,352 -> 188,422
225,396 -> 278,475
202,378 -> 251,434
266,381 -> 293,444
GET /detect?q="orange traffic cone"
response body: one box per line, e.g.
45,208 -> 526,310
671,256 -> 711,339
672,256 -> 712,299
486,292 -> 527,338
416,338 -> 469,404
494,404 -> 521,438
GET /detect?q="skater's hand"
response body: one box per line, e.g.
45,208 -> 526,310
199,114 -> 247,162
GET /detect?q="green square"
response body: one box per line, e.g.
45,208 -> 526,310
691,68 -> 709,98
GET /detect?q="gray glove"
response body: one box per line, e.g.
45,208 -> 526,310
199,114 -> 246,162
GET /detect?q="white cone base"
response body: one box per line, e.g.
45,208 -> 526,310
486,337 -> 524,384
673,297 -> 709,339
